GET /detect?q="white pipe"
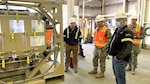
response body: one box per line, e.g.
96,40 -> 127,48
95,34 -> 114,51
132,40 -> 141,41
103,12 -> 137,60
139,0 -> 142,25
67,0 -> 74,24
123,0 -> 127,12
148,0 -> 150,22
82,0 -> 85,19
137,0 -> 141,24
82,0 -> 85,42
141,0 -> 146,26
102,0 -> 105,14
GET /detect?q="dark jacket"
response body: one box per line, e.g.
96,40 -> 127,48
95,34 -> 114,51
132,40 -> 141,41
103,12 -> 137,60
63,26 -> 82,45
107,25 -> 134,62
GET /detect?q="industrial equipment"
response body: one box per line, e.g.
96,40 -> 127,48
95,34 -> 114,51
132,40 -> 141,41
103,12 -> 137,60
0,0 -> 64,84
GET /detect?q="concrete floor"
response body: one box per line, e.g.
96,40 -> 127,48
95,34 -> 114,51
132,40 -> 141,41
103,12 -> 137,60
46,44 -> 150,84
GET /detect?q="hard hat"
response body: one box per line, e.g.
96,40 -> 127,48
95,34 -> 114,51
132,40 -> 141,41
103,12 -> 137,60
70,17 -> 77,23
115,11 -> 127,19
95,15 -> 105,22
131,14 -> 138,19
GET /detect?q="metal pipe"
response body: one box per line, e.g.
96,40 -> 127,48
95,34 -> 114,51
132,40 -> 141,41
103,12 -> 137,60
123,0 -> 128,13
140,0 -> 143,25
101,0 -> 105,14
141,0 -> 146,26
82,0 -> 85,42
28,45 -> 58,78
137,0 -> 141,24
37,6 -> 55,25
0,80 -> 6,84
148,0 -> 150,22
82,0 -> 85,19
1,1 -> 56,25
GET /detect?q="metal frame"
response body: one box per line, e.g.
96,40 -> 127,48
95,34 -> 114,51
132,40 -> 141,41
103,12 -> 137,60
0,0 -> 64,83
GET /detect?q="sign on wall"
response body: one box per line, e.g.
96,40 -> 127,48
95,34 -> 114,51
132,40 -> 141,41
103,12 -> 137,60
31,20 -> 45,32
9,20 -> 25,33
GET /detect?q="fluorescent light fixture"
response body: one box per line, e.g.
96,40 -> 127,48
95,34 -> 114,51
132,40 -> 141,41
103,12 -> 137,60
8,6 -> 27,10
0,5 -> 6,9
0,5 -> 38,13
85,0 -> 93,3
0,5 -> 27,10
8,1 -> 38,5
28,8 -> 37,13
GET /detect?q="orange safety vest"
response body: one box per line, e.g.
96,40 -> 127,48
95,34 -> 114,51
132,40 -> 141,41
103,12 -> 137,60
128,24 -> 141,45
94,26 -> 108,48
46,29 -> 53,46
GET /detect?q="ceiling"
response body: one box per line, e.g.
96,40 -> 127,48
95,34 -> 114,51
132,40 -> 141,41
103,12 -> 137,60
61,0 -> 137,9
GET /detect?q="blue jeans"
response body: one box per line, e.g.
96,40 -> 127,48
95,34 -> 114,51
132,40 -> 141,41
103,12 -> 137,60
112,57 -> 128,84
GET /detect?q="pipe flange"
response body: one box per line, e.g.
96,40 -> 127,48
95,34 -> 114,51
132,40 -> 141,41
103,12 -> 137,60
145,27 -> 150,36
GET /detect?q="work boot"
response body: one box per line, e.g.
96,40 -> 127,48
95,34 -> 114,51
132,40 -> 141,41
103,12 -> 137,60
131,69 -> 136,75
95,72 -> 104,78
74,68 -> 78,73
65,67 -> 68,72
126,66 -> 131,71
88,68 -> 97,74
75,70 -> 78,73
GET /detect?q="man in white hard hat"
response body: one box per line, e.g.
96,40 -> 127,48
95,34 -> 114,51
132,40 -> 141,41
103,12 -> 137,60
88,15 -> 112,78
126,14 -> 144,75
107,11 -> 134,84
63,17 -> 82,73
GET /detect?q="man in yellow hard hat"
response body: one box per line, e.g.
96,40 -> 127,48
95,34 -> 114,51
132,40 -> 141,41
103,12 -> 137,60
88,15 -> 112,78
126,14 -> 145,75
63,17 -> 82,73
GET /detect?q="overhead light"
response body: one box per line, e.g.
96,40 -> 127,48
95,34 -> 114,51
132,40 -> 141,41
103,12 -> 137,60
28,8 -> 37,13
8,1 -> 38,5
8,6 -> 27,10
0,5 -> 6,9
85,0 -> 93,3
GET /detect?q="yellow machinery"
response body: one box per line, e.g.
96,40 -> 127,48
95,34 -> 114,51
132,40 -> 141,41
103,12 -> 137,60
0,0 -> 64,84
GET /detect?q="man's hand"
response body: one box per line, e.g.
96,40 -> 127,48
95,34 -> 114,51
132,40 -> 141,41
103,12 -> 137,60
114,56 -> 120,61
102,47 -> 107,50
78,42 -> 81,45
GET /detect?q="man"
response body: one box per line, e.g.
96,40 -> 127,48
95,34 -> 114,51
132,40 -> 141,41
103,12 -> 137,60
88,15 -> 112,78
107,11 -> 134,84
63,17 -> 82,73
126,14 -> 145,75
